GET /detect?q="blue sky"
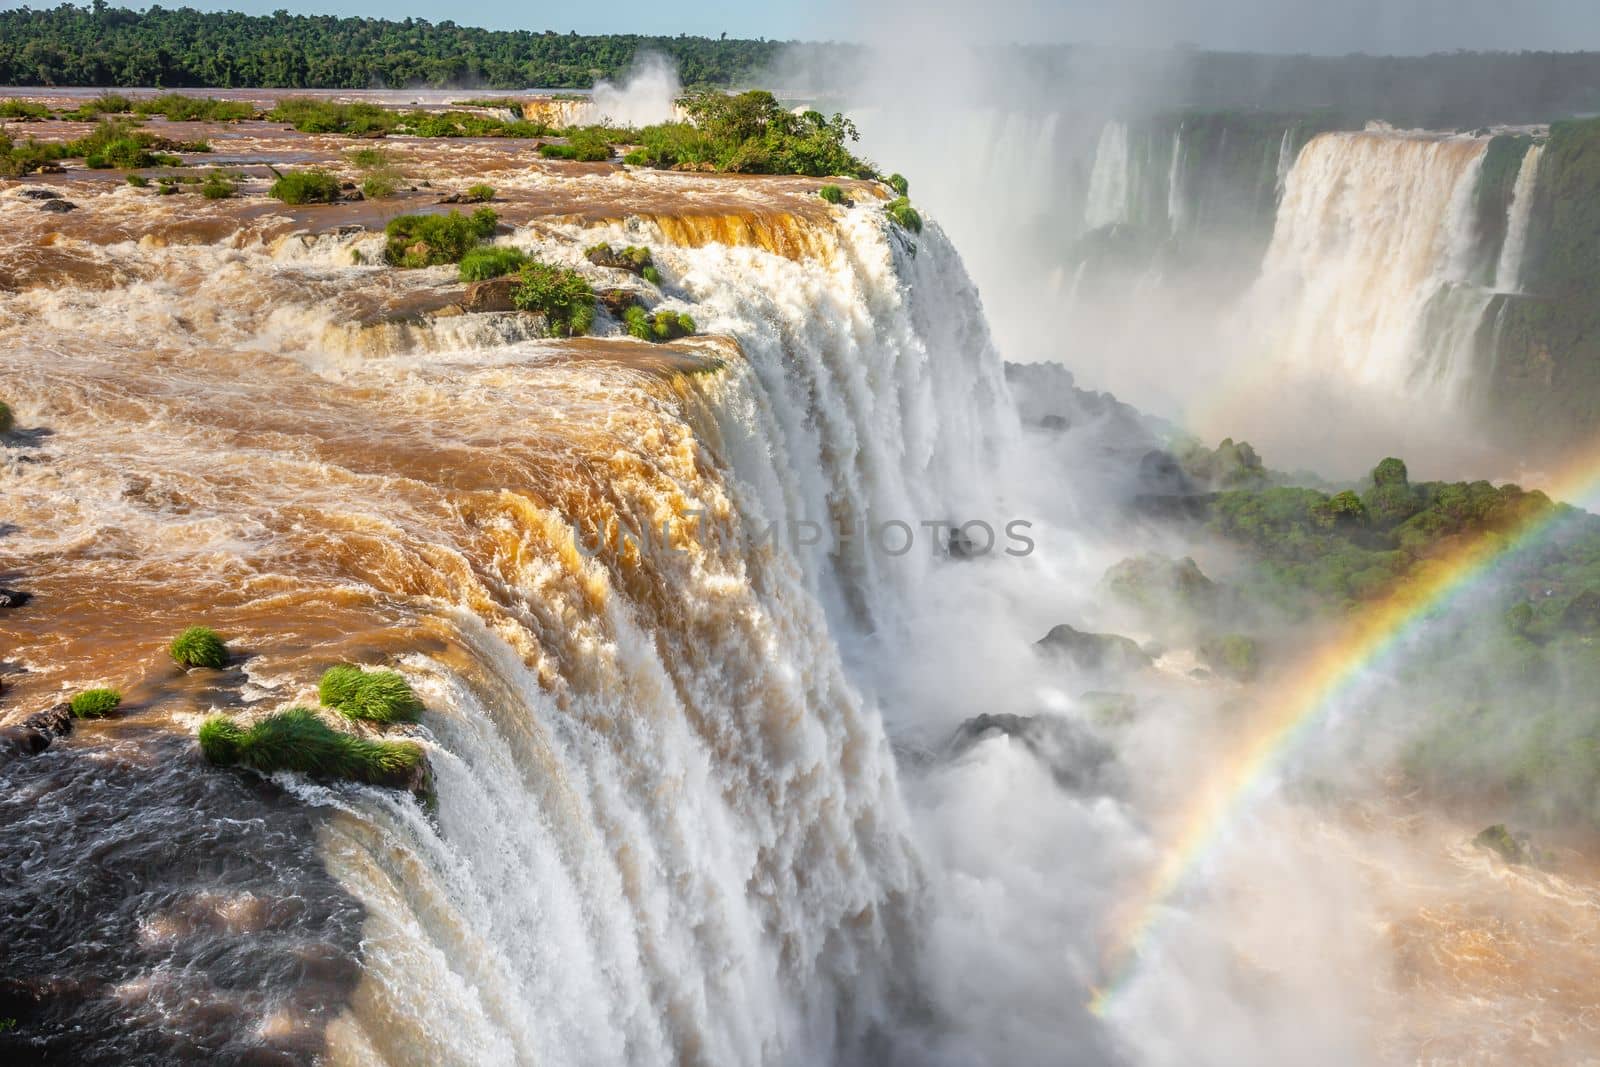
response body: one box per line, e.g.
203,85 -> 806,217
9,1 -> 1600,53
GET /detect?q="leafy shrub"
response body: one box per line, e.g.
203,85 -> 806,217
134,94 -> 253,122
170,626 -> 228,668
200,173 -> 237,199
70,688 -> 122,719
624,306 -> 696,343
512,261 -> 595,336
268,168 -> 342,205
887,172 -> 909,196
642,265 -> 661,285
538,127 -> 612,161
125,173 -> 149,187
464,183 -> 495,202
269,98 -> 397,135
630,91 -> 874,178
383,209 -> 497,268
458,245 -> 528,281
91,92 -> 132,115
885,196 -> 923,233
345,147 -> 390,169
318,665 -> 425,723
196,707 -> 426,789
0,401 -> 12,433
818,184 -> 845,204
1373,457 -> 1409,487
0,99 -> 49,120
360,173 -> 398,199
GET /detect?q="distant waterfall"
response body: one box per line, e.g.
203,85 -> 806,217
1494,143 -> 1545,293
1084,121 -> 1132,230
1249,128 -> 1497,405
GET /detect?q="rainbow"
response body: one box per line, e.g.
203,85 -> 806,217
1088,447 -> 1600,1016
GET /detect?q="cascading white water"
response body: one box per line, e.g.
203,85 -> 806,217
1494,143 -> 1545,293
1247,127 -> 1495,405
290,211 -> 1022,1065
1085,121 -> 1132,230
1166,126 -> 1186,235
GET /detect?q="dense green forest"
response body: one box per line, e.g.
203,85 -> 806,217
0,3 -> 791,88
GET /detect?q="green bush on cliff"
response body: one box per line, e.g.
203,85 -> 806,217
624,305 -> 695,343
512,260 -> 595,336
464,183 -> 495,202
818,184 -> 845,204
268,98 -> 398,135
538,127 -> 612,161
196,707 -> 426,789
458,245 -> 529,282
383,209 -> 498,268
268,168 -> 341,205
887,173 -> 909,197
318,665 -> 425,723
70,688 -> 122,719
628,91 -> 874,178
170,626 -> 228,668
885,196 -> 922,233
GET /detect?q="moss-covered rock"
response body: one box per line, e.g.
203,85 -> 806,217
1035,624 -> 1152,674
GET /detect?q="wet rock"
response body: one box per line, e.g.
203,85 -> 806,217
0,702 -> 74,764
1138,449 -> 1196,495
946,712 -> 1124,794
1199,633 -> 1262,681
585,244 -> 652,275
596,287 -> 646,316
0,588 -> 31,609
334,224 -> 366,236
462,276 -> 521,313
1474,823 -> 1532,865
1036,624 -> 1152,674
18,188 -> 64,201
39,199 -> 78,213
339,189 -> 364,202
1038,414 -> 1070,432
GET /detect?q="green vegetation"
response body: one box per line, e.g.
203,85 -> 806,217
0,7 -> 786,89
884,196 -> 923,233
0,99 -> 50,120
124,172 -> 148,187
538,128 -> 612,161
628,90 -> 874,178
200,172 -> 237,199
1204,458 -> 1558,616
169,626 -> 228,668
70,688 -> 122,719
268,98 -> 397,134
133,93 -> 253,122
0,401 -> 13,433
886,173 -> 909,197
268,168 -> 342,205
197,706 -> 426,789
344,146 -> 390,169
512,261 -> 596,336
1200,633 -> 1261,680
383,208 -> 498,268
464,183 -> 495,202
318,665 -> 424,724
360,173 -> 397,199
818,184 -> 845,204
624,306 -> 696,343
458,245 -> 528,282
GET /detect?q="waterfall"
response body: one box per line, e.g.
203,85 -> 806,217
1085,121 -> 1132,230
1248,128 -> 1496,405
0,189 -> 1019,1065
1494,143 -> 1546,293
1166,126 -> 1187,235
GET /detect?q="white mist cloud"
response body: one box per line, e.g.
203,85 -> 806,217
583,51 -> 681,127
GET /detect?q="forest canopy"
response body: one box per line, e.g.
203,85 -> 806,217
0,3 -> 790,89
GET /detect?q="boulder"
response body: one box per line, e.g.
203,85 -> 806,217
1473,823 -> 1531,865
946,712 -> 1123,794
0,702 -> 74,764
462,276 -> 521,313
0,588 -> 31,609
1036,623 -> 1152,674
39,199 -> 78,213
596,287 -> 646,316
1103,554 -> 1218,621
18,188 -> 64,201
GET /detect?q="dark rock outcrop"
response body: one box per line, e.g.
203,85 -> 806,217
596,287 -> 646,316
1474,823 -> 1532,865
462,276 -> 520,313
17,188 -> 63,201
946,712 -> 1124,795
0,588 -> 31,609
39,199 -> 78,213
1036,624 -> 1152,674
0,702 -> 74,764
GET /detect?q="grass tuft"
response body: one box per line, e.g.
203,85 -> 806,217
197,706 -> 426,789
170,626 -> 229,668
458,245 -> 528,282
268,168 -> 342,205
70,688 -> 122,718
318,665 -> 424,723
